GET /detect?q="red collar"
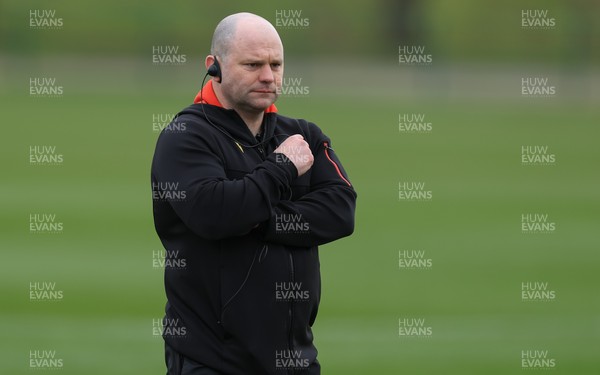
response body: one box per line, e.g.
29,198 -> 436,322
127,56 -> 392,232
193,80 -> 278,113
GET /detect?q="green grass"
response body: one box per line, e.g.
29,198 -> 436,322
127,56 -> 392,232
1,73 -> 599,374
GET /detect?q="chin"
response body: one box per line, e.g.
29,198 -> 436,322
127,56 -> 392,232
250,98 -> 276,111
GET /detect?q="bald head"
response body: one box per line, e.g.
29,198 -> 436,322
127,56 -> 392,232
210,12 -> 282,61
206,13 -> 284,124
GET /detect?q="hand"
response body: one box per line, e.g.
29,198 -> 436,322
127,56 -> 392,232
274,134 -> 314,176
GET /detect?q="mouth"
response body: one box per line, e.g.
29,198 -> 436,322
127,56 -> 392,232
252,88 -> 275,94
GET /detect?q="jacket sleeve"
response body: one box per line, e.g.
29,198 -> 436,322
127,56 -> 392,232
152,128 -> 298,240
262,131 -> 357,247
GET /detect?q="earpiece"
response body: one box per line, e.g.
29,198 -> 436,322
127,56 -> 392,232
207,56 -> 222,82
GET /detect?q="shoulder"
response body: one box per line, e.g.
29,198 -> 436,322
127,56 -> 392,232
154,104 -> 220,150
275,113 -> 328,147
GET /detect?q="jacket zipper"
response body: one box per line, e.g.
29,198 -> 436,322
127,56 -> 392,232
257,144 -> 265,159
323,142 -> 351,187
255,126 -> 266,160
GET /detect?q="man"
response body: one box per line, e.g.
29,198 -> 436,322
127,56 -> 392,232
152,12 -> 356,375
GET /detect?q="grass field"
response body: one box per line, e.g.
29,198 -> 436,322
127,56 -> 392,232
1,60 -> 599,374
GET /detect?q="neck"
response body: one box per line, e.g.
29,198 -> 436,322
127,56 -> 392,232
212,85 -> 265,136
237,111 -> 264,136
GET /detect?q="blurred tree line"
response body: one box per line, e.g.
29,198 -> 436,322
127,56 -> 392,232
1,0 -> 597,65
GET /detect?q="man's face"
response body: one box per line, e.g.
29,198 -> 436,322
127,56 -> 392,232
217,25 -> 284,114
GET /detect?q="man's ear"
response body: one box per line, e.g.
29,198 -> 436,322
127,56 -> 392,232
205,55 -> 222,83
205,55 -> 214,69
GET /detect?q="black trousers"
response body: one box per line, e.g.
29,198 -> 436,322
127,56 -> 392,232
165,343 -> 223,375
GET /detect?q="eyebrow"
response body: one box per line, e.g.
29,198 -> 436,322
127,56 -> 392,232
241,58 -> 283,65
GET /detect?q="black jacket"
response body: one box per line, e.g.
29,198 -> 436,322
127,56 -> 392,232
151,101 -> 356,374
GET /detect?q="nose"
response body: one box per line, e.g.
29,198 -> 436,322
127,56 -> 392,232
258,64 -> 275,83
